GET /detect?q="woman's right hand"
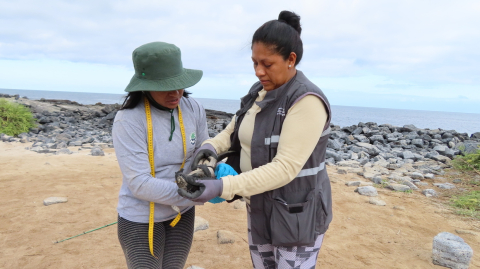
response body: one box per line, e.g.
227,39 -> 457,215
190,143 -> 217,171
176,171 -> 223,203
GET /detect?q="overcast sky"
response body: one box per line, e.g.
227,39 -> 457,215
1,0 -> 479,113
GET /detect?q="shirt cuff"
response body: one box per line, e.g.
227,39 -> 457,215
219,175 -> 235,200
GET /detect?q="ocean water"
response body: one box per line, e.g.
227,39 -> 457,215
2,88 -> 479,135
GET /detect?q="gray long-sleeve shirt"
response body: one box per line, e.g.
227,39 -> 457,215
112,97 -> 209,223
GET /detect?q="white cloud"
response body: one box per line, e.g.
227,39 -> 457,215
0,0 -> 479,112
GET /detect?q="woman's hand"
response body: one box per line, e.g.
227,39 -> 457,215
190,144 -> 218,171
176,172 -> 223,203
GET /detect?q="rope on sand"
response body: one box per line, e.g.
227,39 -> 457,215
54,222 -> 117,244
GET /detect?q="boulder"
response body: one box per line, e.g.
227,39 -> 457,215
356,142 -> 381,156
399,180 -> 419,191
369,135 -> 385,143
432,232 -> 473,269
434,145 -> 447,154
337,160 -> 361,168
424,173 -> 435,179
327,139 -> 343,151
354,186 -> 378,196
423,189 -> 437,197
431,155 -> 451,163
352,127 -> 363,135
402,151 -> 415,160
56,133 -> 72,142
326,149 -> 342,162
353,135 -> 370,143
458,142 -> 480,154
401,124 -> 417,132
386,183 -> 411,192
444,148 -> 457,158
411,139 -> 424,147
371,175 -> 383,184
471,132 -> 480,139
408,172 -> 424,180
434,183 -> 455,189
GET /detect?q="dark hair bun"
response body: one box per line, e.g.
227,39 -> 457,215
278,11 -> 302,35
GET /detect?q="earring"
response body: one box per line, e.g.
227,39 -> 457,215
289,65 -> 292,68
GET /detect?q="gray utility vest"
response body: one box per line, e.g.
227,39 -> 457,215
226,71 -> 333,247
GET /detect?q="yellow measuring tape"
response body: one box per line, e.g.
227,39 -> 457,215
144,97 -> 187,257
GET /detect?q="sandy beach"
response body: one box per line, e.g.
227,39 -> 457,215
0,141 -> 478,269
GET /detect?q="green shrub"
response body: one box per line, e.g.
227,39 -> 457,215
452,191 -> 480,211
451,191 -> 480,219
452,148 -> 480,172
0,98 -> 36,136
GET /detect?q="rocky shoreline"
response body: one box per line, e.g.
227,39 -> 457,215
0,94 -> 233,153
1,93 -> 480,194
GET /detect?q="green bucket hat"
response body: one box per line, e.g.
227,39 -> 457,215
124,42 -> 203,92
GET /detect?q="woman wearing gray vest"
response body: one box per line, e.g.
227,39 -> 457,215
179,11 -> 332,268
112,42 -> 209,268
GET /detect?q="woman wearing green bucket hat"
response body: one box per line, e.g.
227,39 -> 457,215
112,42 -> 209,268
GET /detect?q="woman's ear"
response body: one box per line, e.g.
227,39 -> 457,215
288,52 -> 297,68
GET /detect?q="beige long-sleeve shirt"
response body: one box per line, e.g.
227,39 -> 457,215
204,89 -> 328,201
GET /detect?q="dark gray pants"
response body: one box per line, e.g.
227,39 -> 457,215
117,207 -> 195,269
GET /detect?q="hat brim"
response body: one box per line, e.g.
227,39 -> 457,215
124,68 -> 203,92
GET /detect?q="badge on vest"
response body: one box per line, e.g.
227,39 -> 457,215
277,107 -> 286,116
190,132 -> 196,145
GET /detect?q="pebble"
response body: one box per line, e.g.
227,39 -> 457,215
455,230 -> 478,236
194,216 -> 209,232
43,197 -> 68,206
217,230 -> 236,244
369,197 -> 386,206
56,148 -> 72,155
91,147 -> 105,156
233,200 -> 246,210
345,181 -> 361,187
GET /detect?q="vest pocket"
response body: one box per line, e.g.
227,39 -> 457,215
269,190 -> 316,246
315,191 -> 328,233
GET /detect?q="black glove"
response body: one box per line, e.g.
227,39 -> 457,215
191,144 -> 217,171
